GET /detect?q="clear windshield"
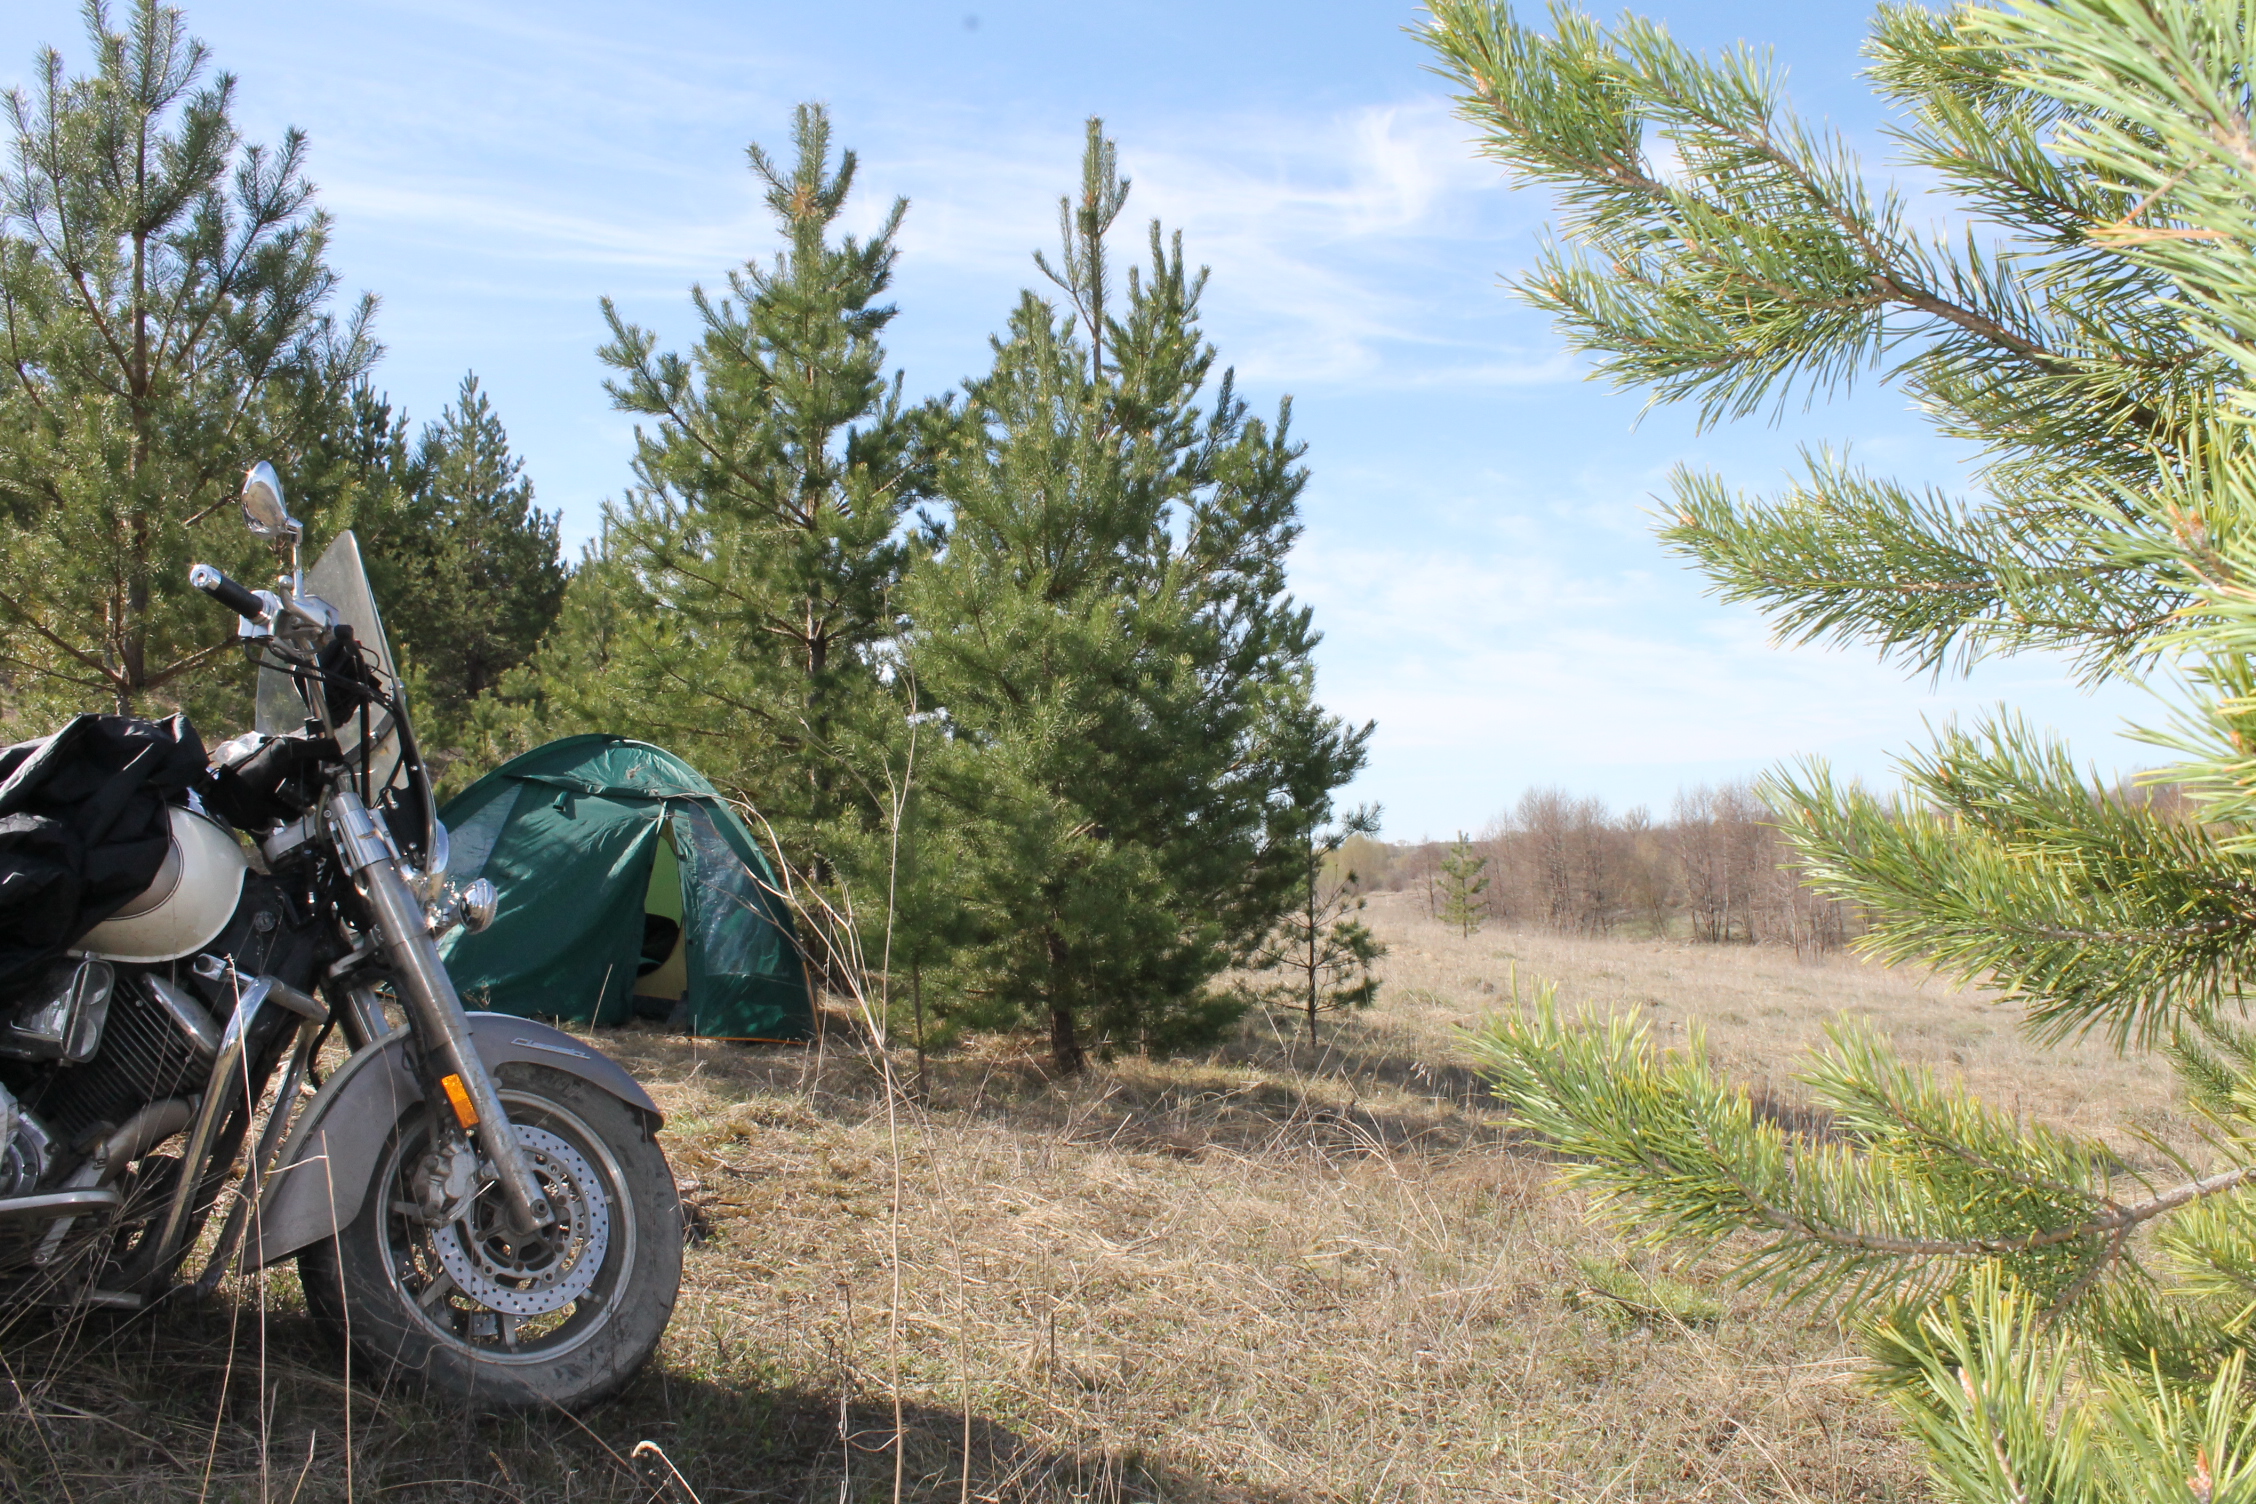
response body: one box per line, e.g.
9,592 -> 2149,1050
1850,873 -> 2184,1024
256,530 -> 404,791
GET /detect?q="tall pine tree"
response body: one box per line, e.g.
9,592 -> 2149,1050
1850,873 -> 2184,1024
0,0 -> 376,729
596,103 -> 936,880
910,120 -> 1368,1072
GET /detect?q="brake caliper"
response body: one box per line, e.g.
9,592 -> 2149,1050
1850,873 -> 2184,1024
413,1136 -> 482,1226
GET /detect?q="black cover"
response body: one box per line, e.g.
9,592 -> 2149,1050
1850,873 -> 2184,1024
205,731 -> 338,831
0,715 -> 210,989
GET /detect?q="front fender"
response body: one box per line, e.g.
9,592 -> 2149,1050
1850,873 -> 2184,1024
250,1014 -> 661,1270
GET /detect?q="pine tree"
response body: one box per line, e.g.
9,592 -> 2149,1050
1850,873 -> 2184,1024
1436,832 -> 1490,938
1248,805 -> 1387,1046
434,531 -> 637,798
910,119 -> 1368,1073
0,1 -> 376,729
383,374 -> 566,737
596,103 -> 937,881
1424,0 -> 2256,1492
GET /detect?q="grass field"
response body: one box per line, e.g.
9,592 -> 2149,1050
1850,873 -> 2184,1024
0,893 -> 2186,1501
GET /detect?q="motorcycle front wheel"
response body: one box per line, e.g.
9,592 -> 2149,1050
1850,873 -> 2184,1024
298,1062 -> 682,1411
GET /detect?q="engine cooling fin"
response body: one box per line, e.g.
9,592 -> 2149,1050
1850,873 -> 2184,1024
16,976 -> 213,1144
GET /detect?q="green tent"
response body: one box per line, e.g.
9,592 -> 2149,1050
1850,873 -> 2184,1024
436,736 -> 811,1041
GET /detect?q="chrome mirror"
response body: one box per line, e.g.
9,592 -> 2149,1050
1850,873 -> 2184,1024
239,462 -> 301,543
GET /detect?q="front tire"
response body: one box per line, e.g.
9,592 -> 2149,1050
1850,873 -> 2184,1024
299,1062 -> 680,1411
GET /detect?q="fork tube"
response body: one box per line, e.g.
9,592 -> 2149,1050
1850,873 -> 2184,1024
325,789 -> 552,1232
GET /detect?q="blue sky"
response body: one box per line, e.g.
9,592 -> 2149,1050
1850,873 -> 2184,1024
2,1 -> 2155,839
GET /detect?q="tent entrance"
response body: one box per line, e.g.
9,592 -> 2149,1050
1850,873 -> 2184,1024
633,823 -> 689,1016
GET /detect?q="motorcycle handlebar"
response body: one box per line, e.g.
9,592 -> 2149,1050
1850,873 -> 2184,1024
190,563 -> 268,622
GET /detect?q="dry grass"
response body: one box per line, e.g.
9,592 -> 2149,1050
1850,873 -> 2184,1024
1373,893 -> 2187,1150
0,893 -> 2187,1501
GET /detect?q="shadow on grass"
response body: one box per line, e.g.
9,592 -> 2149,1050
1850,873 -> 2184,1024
0,1293 -> 1297,1503
596,1017 -> 1529,1164
0,1014 -> 1522,1503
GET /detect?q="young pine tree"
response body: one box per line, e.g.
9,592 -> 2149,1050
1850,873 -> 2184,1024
910,119 -> 1368,1073
438,530 -> 640,795
1425,0 -> 2256,1492
1436,832 -> 1490,939
1248,805 -> 1388,1047
596,104 -> 937,882
379,376 -> 565,747
0,0 -> 376,730
255,373 -> 564,787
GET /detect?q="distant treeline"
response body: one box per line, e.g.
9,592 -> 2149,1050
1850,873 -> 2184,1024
1357,777 -> 2197,958
1354,781 -> 1856,956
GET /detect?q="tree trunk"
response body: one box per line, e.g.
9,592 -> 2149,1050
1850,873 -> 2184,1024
1045,929 -> 1084,1074
1050,1005 -> 1083,1075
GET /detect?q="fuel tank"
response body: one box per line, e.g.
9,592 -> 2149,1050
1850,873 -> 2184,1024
76,805 -> 250,963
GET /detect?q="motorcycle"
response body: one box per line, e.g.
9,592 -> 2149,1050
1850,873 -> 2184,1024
0,463 -> 682,1408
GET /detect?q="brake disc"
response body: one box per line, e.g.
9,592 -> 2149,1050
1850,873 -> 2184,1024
428,1123 -> 609,1316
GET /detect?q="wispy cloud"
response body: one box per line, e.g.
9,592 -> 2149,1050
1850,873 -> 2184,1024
306,49 -> 1556,392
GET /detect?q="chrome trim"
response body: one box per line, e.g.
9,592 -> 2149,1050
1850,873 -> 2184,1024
257,977 -> 326,1023
510,1037 -> 591,1060
140,980 -> 273,1284
194,1018 -> 322,1298
326,934 -> 380,978
261,814 -> 317,867
0,1189 -> 122,1222
146,974 -> 221,1058
339,983 -> 395,1048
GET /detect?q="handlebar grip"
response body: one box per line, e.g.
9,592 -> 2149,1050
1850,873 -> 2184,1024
189,563 -> 268,621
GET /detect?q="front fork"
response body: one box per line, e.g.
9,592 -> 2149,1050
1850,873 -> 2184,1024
326,790 -> 553,1233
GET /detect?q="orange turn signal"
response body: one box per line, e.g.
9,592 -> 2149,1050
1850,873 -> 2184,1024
439,1073 -> 480,1128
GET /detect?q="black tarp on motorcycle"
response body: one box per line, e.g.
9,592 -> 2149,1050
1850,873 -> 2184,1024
0,715 -> 207,989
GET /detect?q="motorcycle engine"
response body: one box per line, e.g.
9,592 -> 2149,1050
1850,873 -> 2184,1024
0,964 -> 215,1152
0,958 -> 120,1188
0,873 -> 330,1190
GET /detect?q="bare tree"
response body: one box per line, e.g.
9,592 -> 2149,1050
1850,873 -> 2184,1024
1616,805 -> 1674,937
1373,781 -> 1861,952
1754,825 -> 1853,959
1670,781 -> 1770,943
1492,787 -> 1624,935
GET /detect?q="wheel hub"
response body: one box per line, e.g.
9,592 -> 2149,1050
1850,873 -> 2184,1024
429,1123 -> 609,1316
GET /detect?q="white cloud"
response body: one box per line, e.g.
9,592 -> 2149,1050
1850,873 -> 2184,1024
1300,516 -> 2156,835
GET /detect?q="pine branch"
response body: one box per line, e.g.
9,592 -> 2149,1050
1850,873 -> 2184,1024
1422,0 -> 2220,683
1662,458 -> 2181,678
1768,721 -> 2256,1049
1466,993 -> 2251,1313
0,585 -> 124,691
